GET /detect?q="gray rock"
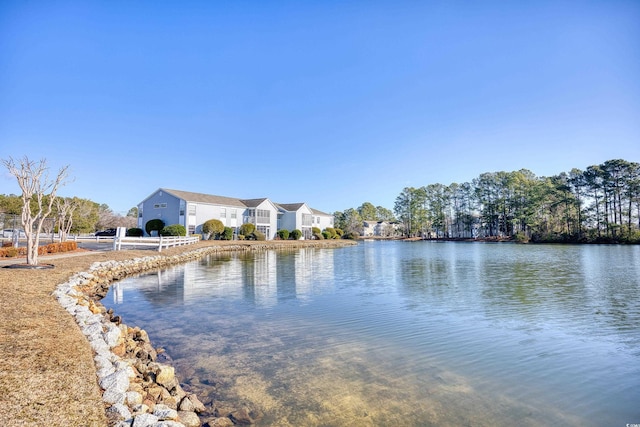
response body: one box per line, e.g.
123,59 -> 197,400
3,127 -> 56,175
132,413 -> 159,427
82,322 -> 103,337
100,369 -> 130,393
103,387 -> 126,405
103,323 -> 122,347
97,364 -> 115,380
153,421 -> 186,427
154,404 -> 179,420
107,403 -> 133,420
90,337 -> 110,353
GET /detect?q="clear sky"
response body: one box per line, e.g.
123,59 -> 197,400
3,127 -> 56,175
1,1 -> 639,215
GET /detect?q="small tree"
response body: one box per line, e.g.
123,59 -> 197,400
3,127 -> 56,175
145,219 -> 165,236
56,197 -> 77,242
239,223 -> 256,237
277,229 -> 290,240
1,156 -> 69,265
290,229 -> 302,240
160,224 -> 186,236
202,219 -> 225,240
252,230 -> 266,241
312,227 -> 323,239
323,227 -> 334,239
222,226 -> 234,240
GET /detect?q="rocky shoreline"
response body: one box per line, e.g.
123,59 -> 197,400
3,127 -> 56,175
52,241 -> 356,427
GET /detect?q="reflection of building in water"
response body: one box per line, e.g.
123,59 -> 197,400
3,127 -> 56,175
112,282 -> 123,304
114,250 -> 337,306
294,249 -> 335,299
243,251 -> 278,307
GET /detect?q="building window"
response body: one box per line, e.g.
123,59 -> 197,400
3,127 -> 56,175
302,214 -> 312,226
220,208 -> 226,219
188,205 -> 196,215
231,209 -> 237,219
154,203 -> 167,209
188,225 -> 195,234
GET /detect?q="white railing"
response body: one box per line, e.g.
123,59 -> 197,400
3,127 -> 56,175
113,235 -> 199,252
66,235 -> 116,242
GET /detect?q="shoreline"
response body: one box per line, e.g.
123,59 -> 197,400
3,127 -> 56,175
0,240 -> 356,427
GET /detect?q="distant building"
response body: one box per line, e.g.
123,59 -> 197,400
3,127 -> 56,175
137,188 -> 333,240
362,220 -> 400,237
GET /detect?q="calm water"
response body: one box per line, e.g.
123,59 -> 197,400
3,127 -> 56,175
103,242 -> 640,426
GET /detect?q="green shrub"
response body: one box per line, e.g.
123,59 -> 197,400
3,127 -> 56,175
203,219 -> 225,239
334,228 -> 344,237
312,227 -> 321,235
239,223 -> 256,237
324,227 -> 337,239
252,230 -> 266,241
222,227 -> 234,240
160,224 -> 186,236
145,219 -> 165,236
277,229 -> 290,240
313,230 -> 324,240
290,229 -> 302,240
514,232 -> 530,243
343,231 -> 360,240
126,227 -> 144,237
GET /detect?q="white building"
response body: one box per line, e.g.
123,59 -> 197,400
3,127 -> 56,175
138,188 -> 333,240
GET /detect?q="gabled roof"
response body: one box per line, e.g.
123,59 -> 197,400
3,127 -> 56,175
311,207 -> 332,216
277,203 -> 306,212
161,188 -> 247,207
240,198 -> 269,208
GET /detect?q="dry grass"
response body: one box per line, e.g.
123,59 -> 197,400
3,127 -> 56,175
0,240 -> 354,426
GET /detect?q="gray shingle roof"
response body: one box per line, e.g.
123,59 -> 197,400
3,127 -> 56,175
161,188 -> 247,207
311,207 -> 332,216
277,203 -> 306,212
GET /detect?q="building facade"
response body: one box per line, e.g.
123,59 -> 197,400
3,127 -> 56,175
138,188 -> 333,240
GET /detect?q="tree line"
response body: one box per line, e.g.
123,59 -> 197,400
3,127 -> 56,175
333,202 -> 396,236
0,194 -> 137,234
392,159 -> 640,243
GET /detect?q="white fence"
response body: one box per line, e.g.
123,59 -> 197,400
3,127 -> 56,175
113,235 -> 199,252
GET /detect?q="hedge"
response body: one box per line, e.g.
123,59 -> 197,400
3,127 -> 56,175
0,241 -> 78,258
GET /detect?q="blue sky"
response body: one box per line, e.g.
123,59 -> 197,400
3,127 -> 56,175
1,1 -> 639,215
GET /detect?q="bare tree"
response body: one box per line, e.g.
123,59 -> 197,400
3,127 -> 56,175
1,156 -> 70,265
56,197 -> 77,242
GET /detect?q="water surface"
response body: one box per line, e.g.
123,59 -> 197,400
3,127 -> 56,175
104,242 -> 640,426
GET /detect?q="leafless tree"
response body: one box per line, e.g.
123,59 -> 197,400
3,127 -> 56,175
1,156 -> 70,265
56,197 -> 77,242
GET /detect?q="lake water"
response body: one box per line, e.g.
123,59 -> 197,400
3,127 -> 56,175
103,241 -> 640,426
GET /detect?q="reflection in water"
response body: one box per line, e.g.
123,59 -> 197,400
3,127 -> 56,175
104,243 -> 640,427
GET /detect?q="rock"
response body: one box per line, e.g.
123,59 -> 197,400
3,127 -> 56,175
126,391 -> 144,406
146,385 -> 164,402
155,422 -> 187,427
103,387 -> 126,405
154,403 -> 179,420
131,412 -> 158,427
100,369 -> 130,394
156,365 -> 176,388
131,403 -> 150,415
203,417 -> 234,427
178,410 -> 202,427
229,408 -> 254,425
103,322 -> 123,348
179,394 -> 206,413
106,402 -> 132,420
